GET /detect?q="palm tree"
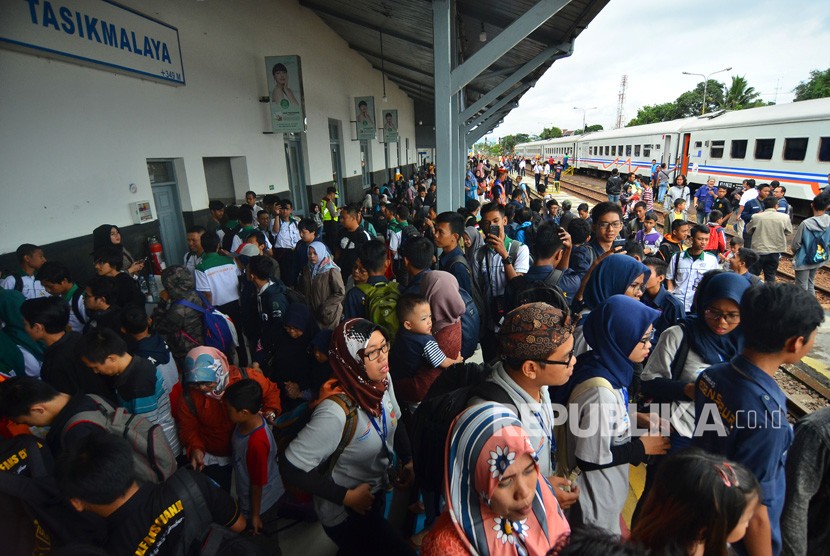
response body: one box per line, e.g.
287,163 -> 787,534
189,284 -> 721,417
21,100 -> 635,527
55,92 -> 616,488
720,76 -> 762,110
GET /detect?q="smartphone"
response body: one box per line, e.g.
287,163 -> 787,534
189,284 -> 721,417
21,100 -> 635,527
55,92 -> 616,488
612,238 -> 627,249
489,225 -> 501,238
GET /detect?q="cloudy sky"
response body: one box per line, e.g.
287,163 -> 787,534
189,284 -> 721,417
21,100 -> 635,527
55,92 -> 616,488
488,0 -> 830,140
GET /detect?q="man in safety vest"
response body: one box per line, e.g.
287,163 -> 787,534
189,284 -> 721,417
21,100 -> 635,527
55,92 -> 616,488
321,185 -> 339,252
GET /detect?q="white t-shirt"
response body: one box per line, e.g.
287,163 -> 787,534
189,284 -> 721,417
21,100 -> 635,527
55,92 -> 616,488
194,254 -> 240,306
739,188 -> 759,207
666,250 -> 720,312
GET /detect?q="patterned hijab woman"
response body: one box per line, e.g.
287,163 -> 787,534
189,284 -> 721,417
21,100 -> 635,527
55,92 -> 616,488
317,318 -> 387,416
423,403 -> 569,556
308,240 -> 339,279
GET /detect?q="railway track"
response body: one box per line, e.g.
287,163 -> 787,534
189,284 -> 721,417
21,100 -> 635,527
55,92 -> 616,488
778,365 -> 830,419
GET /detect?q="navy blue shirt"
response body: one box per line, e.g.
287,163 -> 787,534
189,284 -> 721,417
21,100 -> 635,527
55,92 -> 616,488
343,276 -> 387,320
438,247 -> 473,294
693,355 -> 793,556
389,329 -> 445,380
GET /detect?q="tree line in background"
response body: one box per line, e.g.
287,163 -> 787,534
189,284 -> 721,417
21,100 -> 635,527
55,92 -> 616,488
476,67 -> 830,154
628,68 -> 830,126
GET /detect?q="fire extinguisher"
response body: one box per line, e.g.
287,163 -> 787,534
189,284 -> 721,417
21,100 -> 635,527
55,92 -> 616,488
148,236 -> 166,275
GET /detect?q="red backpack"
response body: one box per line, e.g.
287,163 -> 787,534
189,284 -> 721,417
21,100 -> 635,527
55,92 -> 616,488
705,225 -> 726,253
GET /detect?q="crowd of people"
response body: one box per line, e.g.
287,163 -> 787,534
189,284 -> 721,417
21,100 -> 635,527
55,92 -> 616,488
0,159 -> 828,556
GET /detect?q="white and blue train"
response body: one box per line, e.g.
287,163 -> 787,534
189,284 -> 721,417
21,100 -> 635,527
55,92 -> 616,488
516,98 -> 830,208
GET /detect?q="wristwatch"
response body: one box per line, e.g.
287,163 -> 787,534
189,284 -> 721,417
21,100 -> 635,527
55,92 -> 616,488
502,256 -> 513,266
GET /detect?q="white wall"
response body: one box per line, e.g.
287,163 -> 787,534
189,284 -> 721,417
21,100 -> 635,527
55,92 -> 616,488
0,0 -> 414,254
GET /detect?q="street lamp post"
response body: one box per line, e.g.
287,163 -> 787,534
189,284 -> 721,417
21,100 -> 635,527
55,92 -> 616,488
573,106 -> 597,134
681,67 -> 732,115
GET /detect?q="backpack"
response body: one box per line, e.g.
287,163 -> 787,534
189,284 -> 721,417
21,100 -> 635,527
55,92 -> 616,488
804,227 -> 830,265
61,395 -> 176,483
457,287 -> 481,359
475,240 -> 524,328
168,470 -> 266,556
399,224 -> 421,254
70,286 -> 86,326
412,363 -> 517,494
284,287 -> 307,308
273,394 -> 358,494
504,269 -> 566,314
444,254 -> 486,334
220,224 -> 242,252
553,377 -> 615,479
175,291 -> 239,355
356,281 -> 401,340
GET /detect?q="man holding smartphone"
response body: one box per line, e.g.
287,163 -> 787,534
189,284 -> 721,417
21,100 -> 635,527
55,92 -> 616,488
474,202 -> 530,363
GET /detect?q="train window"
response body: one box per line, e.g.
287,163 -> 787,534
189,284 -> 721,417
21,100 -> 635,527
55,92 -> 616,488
710,140 -> 725,159
783,138 -> 808,161
612,146 -> 617,156
618,145 -> 623,155
819,137 -> 830,162
605,146 -> 609,156
755,139 -> 775,160
694,141 -> 702,148
731,140 -> 747,159
643,145 -> 651,157
625,145 -> 632,156
634,145 -> 641,157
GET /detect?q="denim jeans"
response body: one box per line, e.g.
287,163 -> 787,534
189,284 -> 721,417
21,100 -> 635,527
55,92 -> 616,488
657,182 -> 668,203
608,194 -> 620,203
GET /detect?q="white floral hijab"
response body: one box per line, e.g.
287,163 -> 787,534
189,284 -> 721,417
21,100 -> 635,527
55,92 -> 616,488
445,403 -> 569,556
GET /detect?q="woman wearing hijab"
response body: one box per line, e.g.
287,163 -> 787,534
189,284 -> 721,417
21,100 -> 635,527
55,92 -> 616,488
422,402 -> 570,555
92,224 -> 143,275
298,241 -> 345,330
572,254 -> 651,356
267,302 -> 318,411
562,295 -> 669,534
0,289 -> 44,377
463,225 -> 483,269
283,319 -> 415,556
175,346 -> 281,490
641,271 -> 749,448
150,266 -> 205,366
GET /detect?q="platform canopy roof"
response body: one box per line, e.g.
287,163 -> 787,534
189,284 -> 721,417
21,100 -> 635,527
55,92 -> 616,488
300,0 -> 611,133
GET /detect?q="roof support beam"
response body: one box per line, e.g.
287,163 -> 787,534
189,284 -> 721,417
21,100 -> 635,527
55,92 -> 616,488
450,0 -> 574,93
460,42 -> 571,121
465,82 -> 532,130
468,108 -> 512,144
298,0 -> 433,49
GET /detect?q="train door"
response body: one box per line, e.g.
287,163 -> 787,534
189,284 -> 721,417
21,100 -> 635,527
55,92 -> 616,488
663,135 -> 672,165
680,133 -> 691,177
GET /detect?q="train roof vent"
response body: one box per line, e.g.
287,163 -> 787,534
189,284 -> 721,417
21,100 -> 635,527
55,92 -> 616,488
699,109 -> 726,120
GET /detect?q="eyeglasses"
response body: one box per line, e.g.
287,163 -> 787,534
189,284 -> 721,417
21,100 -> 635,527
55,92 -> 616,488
597,221 -> 623,230
628,281 -> 646,293
704,308 -> 741,324
363,341 -> 390,361
639,331 -> 654,346
531,350 -> 575,367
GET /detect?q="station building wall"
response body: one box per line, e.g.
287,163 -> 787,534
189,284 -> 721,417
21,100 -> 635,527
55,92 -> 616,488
0,0 -> 415,281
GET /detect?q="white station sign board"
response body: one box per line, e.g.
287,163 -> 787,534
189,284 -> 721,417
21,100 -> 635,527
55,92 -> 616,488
0,0 -> 185,85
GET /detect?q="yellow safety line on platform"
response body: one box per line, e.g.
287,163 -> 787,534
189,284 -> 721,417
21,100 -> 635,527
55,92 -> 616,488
802,356 -> 830,380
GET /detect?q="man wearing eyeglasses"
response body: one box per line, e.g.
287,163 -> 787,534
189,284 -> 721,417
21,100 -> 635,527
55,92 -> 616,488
666,224 -> 720,312
469,301 -> 581,512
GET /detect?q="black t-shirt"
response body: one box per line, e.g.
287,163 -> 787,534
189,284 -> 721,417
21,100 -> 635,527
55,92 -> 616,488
113,272 -> 145,308
40,332 -> 115,402
104,470 -> 240,556
336,227 -> 370,276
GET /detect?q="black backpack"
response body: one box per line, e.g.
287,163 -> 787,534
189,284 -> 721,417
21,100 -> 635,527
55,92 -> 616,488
504,268 -> 566,314
220,224 -> 242,252
444,254 -> 486,335
412,363 -> 517,495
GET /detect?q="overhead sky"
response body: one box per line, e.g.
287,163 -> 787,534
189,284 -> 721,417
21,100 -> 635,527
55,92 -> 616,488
489,0 -> 830,140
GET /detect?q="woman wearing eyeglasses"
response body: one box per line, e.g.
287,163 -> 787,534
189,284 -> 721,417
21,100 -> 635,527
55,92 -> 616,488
641,270 -> 749,451
282,318 -> 416,556
558,295 -> 670,534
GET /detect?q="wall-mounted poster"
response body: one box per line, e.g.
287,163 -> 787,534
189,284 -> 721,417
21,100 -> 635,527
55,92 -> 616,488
265,55 -> 306,133
382,109 -> 398,143
355,96 -> 376,141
